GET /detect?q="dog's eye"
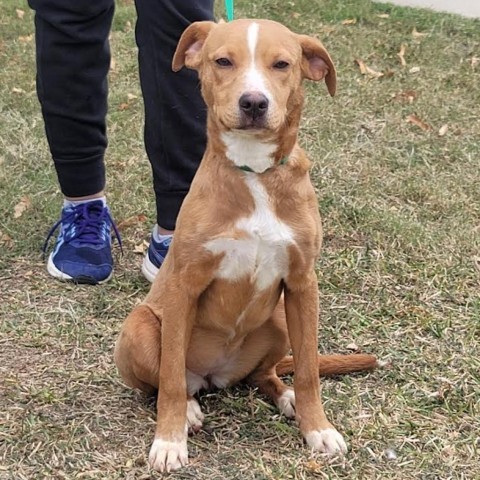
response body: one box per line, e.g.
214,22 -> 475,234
273,61 -> 289,70
215,58 -> 233,67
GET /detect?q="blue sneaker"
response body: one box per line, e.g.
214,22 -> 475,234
43,200 -> 122,284
141,230 -> 172,283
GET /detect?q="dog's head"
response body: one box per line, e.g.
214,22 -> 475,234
173,19 -> 335,134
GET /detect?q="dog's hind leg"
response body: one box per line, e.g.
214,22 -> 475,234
114,304 -> 162,394
245,303 -> 296,418
248,366 -> 297,419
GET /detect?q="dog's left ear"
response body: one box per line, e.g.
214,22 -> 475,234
172,21 -> 217,72
297,35 -> 336,96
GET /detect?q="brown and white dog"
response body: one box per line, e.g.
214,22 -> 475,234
115,19 -> 378,473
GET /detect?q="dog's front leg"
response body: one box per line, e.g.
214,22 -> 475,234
148,282 -> 197,473
284,273 -> 347,456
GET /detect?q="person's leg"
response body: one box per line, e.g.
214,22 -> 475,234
30,0 -> 118,284
29,0 -> 114,197
134,0 -> 214,282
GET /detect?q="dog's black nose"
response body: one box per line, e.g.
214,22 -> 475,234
239,92 -> 269,119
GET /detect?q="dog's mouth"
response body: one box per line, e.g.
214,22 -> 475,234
238,125 -> 265,131
237,118 -> 269,130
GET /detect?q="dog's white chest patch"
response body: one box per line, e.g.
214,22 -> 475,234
205,175 -> 294,290
221,132 -> 276,173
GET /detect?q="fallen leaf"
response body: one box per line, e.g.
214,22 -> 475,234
355,58 -> 368,75
397,43 -> 407,67
342,18 -> 357,25
110,56 -> 116,71
412,27 -> 427,38
13,196 -> 31,219
291,12 -> 301,19
393,90 -> 417,103
355,59 -> 384,78
119,103 -> 129,111
124,20 -> 132,32
11,87 -> 25,94
409,66 -> 421,74
0,231 -> 13,248
470,57 -> 479,70
376,13 -> 390,19
133,240 -> 149,255
127,93 -> 138,101
364,65 -> 383,78
438,124 -> 448,136
18,34 -> 33,43
346,342 -> 359,351
16,8 -> 25,19
117,214 -> 147,230
406,114 -> 431,131
133,244 -> 145,254
305,459 -> 323,473
320,25 -> 336,35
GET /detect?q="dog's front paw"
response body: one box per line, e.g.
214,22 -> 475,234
149,437 -> 188,472
305,428 -> 348,456
187,397 -> 204,434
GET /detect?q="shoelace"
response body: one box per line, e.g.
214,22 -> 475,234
43,202 -> 123,256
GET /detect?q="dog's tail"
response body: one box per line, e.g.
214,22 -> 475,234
276,353 -> 379,377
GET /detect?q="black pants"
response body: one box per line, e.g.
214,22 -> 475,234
29,0 -> 213,230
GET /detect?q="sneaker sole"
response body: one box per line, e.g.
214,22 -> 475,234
141,253 -> 159,283
47,254 -> 113,285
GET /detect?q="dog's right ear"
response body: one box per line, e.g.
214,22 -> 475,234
172,21 -> 217,72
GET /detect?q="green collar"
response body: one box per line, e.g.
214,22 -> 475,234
238,156 -> 289,173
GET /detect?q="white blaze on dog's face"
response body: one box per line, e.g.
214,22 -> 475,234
173,19 -> 336,134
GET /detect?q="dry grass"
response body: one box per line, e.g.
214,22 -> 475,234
1,0 -> 479,478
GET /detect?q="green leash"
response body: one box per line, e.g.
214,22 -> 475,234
225,0 -> 234,21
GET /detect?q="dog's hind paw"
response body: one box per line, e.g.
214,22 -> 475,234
186,397 -> 204,434
305,428 -> 348,456
276,389 -> 296,418
149,437 -> 188,473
